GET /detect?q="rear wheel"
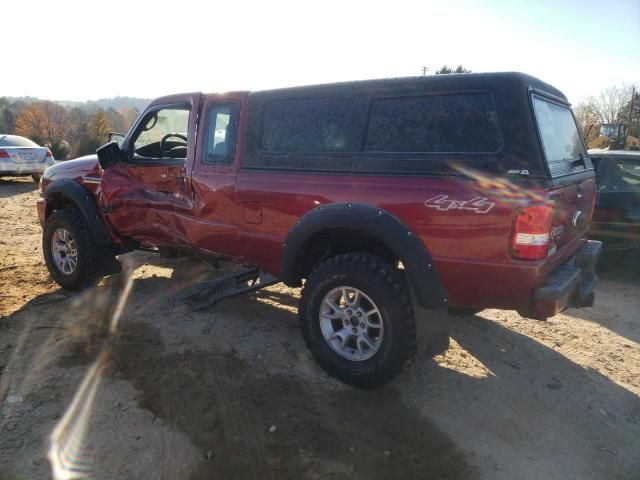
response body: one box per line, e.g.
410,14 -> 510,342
299,253 -> 416,388
43,207 -> 104,291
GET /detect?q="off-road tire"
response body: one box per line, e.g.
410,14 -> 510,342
299,253 -> 416,388
43,207 -> 104,291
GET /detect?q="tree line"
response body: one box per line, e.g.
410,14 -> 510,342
574,84 -> 639,149
0,97 -> 143,159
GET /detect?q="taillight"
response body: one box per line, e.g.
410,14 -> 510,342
511,205 -> 553,260
46,148 -> 54,158
0,150 -> 9,158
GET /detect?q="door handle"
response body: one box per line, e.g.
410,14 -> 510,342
175,174 -> 186,186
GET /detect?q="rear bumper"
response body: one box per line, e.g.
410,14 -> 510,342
0,169 -> 45,175
527,240 -> 602,320
0,163 -> 48,175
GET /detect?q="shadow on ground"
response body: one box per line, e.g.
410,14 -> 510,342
412,311 -> 640,479
105,259 -> 475,479
596,248 -> 640,284
1,257 -> 476,480
110,321 -> 474,480
0,177 -> 38,198
561,247 -> 640,344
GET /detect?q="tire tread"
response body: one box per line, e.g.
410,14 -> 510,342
299,253 -> 416,388
43,207 -> 102,291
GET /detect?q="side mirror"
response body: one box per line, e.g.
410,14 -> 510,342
97,141 -> 123,170
108,132 -> 125,147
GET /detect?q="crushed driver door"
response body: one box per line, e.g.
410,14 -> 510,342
99,93 -> 201,247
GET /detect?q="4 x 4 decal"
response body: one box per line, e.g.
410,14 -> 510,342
424,195 -> 496,214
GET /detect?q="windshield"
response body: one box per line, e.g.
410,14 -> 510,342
532,96 -> 587,177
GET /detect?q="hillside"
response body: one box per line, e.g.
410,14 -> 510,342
2,95 -> 151,112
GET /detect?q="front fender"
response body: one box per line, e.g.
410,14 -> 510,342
43,178 -> 113,247
281,203 -> 448,309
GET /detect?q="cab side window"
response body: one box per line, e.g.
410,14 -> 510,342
203,101 -> 240,165
132,107 -> 190,160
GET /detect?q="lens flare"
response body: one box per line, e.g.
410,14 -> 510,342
48,256 -> 135,479
453,163 -> 553,206
48,351 -> 106,479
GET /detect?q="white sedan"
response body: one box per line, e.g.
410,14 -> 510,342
0,134 -> 55,182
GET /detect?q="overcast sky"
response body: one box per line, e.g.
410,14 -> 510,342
5,0 -> 639,104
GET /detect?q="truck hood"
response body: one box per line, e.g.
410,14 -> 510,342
44,155 -> 101,181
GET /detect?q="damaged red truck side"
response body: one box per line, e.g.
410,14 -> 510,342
37,73 -> 601,387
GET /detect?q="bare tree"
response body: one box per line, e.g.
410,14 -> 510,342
620,87 -> 639,139
573,102 -> 600,140
42,102 -> 69,151
587,85 -> 632,124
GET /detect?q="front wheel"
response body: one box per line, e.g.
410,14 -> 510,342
43,207 -> 104,291
299,254 -> 416,388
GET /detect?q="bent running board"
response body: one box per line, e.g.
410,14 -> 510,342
177,268 -> 279,310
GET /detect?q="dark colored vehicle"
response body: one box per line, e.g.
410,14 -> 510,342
37,73 -> 601,387
589,149 -> 640,248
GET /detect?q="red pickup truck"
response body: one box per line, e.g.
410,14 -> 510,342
37,73 -> 601,387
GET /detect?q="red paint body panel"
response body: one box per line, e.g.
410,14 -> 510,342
232,170 -> 586,312
39,83 -> 598,318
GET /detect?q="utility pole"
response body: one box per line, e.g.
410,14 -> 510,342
422,66 -> 430,76
624,85 -> 636,149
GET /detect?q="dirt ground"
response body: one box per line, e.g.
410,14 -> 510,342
0,176 -> 638,480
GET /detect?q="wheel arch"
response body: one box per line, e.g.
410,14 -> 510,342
281,203 -> 448,308
43,179 -> 112,247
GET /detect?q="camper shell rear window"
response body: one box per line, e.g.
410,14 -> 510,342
532,96 -> 588,178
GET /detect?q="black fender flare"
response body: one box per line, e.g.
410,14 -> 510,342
281,203 -> 448,308
43,178 -> 113,247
